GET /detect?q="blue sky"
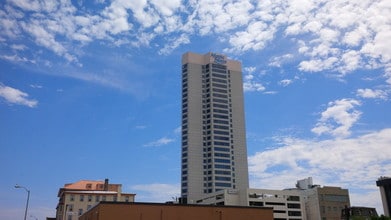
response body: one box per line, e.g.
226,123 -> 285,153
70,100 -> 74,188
0,0 -> 390,219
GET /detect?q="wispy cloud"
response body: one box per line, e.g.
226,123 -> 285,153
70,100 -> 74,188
356,88 -> 388,100
243,67 -> 266,92
279,79 -> 293,87
30,84 -> 43,89
312,98 -> 361,138
0,83 -> 38,108
143,137 -> 175,147
129,183 -> 180,202
135,125 -> 147,130
269,54 -> 294,68
174,126 -> 181,134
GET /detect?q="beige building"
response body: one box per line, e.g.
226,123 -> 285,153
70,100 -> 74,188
79,202 -> 274,220
302,186 -> 350,220
296,177 -> 350,220
181,52 -> 249,203
55,179 -> 135,220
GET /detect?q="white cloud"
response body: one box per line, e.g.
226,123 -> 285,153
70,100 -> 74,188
174,126 -> 181,134
20,20 -> 77,62
244,66 -> 256,74
226,20 -> 276,53
0,84 -> 38,108
279,79 -> 293,87
30,84 -> 43,89
135,125 -> 147,130
144,137 -> 175,147
159,33 -> 190,55
312,99 -> 361,138
150,0 -> 181,17
243,81 -> 266,92
10,44 -> 27,50
130,183 -> 180,202
357,88 -> 388,100
2,0 -> 390,89
248,128 -> 391,213
0,54 -> 35,63
269,54 -> 293,67
242,67 -> 266,92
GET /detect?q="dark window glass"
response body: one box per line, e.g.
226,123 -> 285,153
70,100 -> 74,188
215,176 -> 231,181
213,93 -> 228,98
288,211 -> 302,216
212,83 -> 227,88
212,88 -> 227,93
214,147 -> 230,152
215,182 -> 231,187
215,170 -> 231,175
214,153 -> 230,158
287,203 -> 301,209
249,201 -> 264,207
215,158 -> 231,164
213,119 -> 229,125
215,164 -> 231,169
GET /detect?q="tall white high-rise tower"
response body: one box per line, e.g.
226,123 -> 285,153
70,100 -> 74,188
181,52 -> 249,203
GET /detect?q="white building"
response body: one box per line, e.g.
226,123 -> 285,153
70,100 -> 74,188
194,178 -> 351,220
181,52 -> 249,203
195,188 -> 306,220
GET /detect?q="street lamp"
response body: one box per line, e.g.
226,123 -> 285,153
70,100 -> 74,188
15,184 -> 30,220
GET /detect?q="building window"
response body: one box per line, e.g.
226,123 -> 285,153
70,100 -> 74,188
69,194 -> 74,201
287,203 -> 301,209
80,195 -> 84,202
78,209 -> 83,216
68,204 -> 73,211
288,211 -> 301,216
125,196 -> 130,202
265,202 -> 285,206
102,195 -> 106,201
249,201 -> 264,207
87,205 -> 92,210
95,195 -> 100,202
323,194 -> 349,202
215,182 -> 231,187
287,195 -> 300,201
88,195 -> 92,202
113,195 -> 117,202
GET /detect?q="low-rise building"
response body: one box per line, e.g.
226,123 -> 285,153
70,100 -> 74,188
194,177 -> 350,220
196,188 -> 306,220
297,178 -> 350,220
341,206 -> 378,220
79,202 -> 274,220
55,179 -> 135,220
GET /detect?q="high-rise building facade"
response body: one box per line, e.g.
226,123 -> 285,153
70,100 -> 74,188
181,52 -> 249,203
